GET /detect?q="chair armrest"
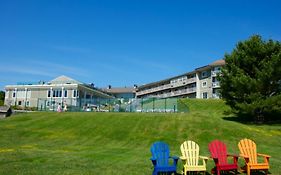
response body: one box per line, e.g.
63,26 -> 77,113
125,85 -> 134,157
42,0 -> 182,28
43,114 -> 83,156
239,154 -> 249,158
150,157 -> 157,166
239,154 -> 250,163
257,153 -> 271,158
169,156 -> 179,166
180,156 -> 187,160
199,156 -> 209,160
199,156 -> 208,166
227,154 -> 239,158
257,153 -> 270,164
170,156 -> 179,160
227,154 -> 239,164
210,156 -> 219,164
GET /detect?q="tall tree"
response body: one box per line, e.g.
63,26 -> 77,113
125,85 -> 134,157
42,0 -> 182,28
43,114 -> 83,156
219,35 -> 281,122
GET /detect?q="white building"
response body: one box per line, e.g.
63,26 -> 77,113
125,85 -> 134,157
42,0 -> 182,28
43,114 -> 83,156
136,60 -> 225,99
4,75 -> 113,110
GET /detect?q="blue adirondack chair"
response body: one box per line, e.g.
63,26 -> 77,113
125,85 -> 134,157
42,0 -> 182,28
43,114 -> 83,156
150,141 -> 179,175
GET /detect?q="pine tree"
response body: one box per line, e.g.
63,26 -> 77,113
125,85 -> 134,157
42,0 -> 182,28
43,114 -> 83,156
219,35 -> 281,122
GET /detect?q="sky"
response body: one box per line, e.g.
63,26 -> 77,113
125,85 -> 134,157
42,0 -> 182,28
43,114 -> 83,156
0,0 -> 281,90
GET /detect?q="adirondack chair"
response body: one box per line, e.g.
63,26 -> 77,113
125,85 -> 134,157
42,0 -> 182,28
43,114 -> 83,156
150,141 -> 179,175
180,140 -> 208,175
208,140 -> 238,175
238,138 -> 270,175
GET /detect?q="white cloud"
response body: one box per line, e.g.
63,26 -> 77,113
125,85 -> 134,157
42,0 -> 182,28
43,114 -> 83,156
0,59 -> 90,78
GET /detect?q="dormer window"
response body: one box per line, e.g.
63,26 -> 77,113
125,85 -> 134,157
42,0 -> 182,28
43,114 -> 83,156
201,71 -> 208,78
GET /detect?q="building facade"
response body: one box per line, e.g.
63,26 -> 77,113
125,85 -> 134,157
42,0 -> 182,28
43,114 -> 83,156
4,75 -> 113,110
136,60 -> 225,99
102,86 -> 136,99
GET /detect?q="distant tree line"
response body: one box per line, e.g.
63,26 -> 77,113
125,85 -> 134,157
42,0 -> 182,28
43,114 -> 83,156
219,35 -> 281,122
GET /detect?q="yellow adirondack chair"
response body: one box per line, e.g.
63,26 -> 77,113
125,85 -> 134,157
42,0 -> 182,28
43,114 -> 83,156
238,138 -> 270,175
180,140 -> 208,175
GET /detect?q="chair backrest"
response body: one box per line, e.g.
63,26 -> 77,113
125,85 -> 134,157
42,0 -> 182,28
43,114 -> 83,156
151,141 -> 170,166
208,140 -> 228,164
180,140 -> 200,166
238,138 -> 257,164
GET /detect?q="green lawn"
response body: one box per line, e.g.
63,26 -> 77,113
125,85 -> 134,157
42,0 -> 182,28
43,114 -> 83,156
0,99 -> 280,174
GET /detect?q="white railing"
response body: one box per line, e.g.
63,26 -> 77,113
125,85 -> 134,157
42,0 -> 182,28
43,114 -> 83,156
212,82 -> 220,88
211,70 -> 221,76
136,77 -> 197,96
212,93 -> 220,99
149,87 -> 196,98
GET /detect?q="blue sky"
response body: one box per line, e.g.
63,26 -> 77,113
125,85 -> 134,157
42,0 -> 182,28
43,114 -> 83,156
0,0 -> 281,90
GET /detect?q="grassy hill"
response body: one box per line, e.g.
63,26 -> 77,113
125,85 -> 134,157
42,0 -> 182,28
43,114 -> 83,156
0,99 -> 280,174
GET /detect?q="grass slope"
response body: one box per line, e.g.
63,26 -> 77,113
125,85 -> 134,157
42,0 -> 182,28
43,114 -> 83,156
0,99 -> 280,174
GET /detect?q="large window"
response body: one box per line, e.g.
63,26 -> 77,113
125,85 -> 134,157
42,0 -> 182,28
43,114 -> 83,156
52,90 -> 62,97
201,71 -> 208,78
202,92 -> 208,99
64,90 -> 68,97
73,90 -> 79,97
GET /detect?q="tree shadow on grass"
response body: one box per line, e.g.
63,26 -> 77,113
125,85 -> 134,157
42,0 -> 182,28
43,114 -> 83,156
222,111 -> 281,125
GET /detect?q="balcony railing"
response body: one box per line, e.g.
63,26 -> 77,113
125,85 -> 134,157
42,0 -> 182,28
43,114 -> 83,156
212,93 -> 220,99
136,77 -> 197,96
147,87 -> 196,98
211,70 -> 222,76
212,82 -> 220,88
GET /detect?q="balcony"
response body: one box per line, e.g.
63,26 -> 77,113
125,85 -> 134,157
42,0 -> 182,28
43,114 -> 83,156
212,82 -> 220,88
211,70 -> 222,77
171,78 -> 196,88
137,77 -> 197,96
212,93 -> 220,99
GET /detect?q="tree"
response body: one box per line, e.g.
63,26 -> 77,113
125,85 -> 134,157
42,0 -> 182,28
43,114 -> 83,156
0,91 -> 4,105
219,35 -> 281,122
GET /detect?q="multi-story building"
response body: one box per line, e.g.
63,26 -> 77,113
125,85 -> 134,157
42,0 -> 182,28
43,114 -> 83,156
102,85 -> 136,99
4,75 -> 113,110
136,60 -> 225,99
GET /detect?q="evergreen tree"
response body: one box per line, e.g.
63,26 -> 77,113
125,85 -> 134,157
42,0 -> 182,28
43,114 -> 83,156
0,91 -> 4,105
219,35 -> 281,122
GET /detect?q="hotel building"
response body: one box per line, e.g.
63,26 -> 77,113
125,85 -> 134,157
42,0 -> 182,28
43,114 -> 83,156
136,60 -> 225,99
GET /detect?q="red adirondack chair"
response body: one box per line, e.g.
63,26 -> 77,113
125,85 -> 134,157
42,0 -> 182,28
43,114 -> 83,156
208,140 -> 238,175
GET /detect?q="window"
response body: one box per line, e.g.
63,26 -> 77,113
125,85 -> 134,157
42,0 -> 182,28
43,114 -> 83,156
18,101 -> 22,105
64,90 -> 68,97
73,90 -> 79,97
13,92 -> 16,97
48,90 -> 51,97
202,92 -> 208,99
213,66 -> 221,71
26,101 -> 30,107
201,71 -> 208,78
52,90 -> 62,97
202,81 -> 207,87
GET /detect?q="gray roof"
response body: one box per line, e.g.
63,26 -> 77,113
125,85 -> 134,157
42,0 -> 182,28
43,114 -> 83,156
49,75 -> 82,85
138,59 -> 225,89
103,87 -> 136,94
